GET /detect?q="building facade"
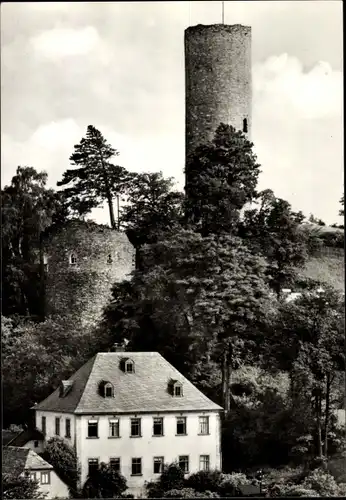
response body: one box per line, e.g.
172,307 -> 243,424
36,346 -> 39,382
33,352 -> 222,497
185,23 -> 252,168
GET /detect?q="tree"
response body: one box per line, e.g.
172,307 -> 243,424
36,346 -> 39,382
2,473 -> 46,499
240,189 -> 308,297
185,123 -> 261,236
57,125 -> 130,228
119,171 -> 184,250
339,194 -> 344,217
308,214 -> 326,226
2,166 -> 66,317
42,437 -> 80,494
267,285 -> 345,460
2,314 -> 102,427
82,462 -> 127,498
104,230 -> 276,413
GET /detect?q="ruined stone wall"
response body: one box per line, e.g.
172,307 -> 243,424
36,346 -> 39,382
185,24 -> 252,166
43,221 -> 135,327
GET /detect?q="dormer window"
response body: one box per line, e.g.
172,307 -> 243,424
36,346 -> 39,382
69,253 -> 77,265
98,381 -> 114,398
104,383 -> 114,398
59,380 -> 73,398
120,358 -> 135,373
168,379 -> 183,397
125,360 -> 134,373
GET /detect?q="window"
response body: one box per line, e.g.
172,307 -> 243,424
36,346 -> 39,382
55,417 -> 60,436
110,457 -> 121,472
40,471 -> 50,485
130,418 -> 141,437
179,455 -> 189,474
176,417 -> 186,435
125,360 -> 134,373
109,418 -> 120,438
169,380 -> 183,397
107,254 -> 113,264
34,440 -> 38,448
199,455 -> 210,471
153,417 -> 163,436
243,118 -> 248,133
65,418 -> 71,438
70,254 -> 77,265
104,383 -> 114,398
131,458 -> 142,476
41,416 -> 46,435
174,384 -> 183,397
199,416 -> 209,435
153,457 -> 164,474
29,472 -> 36,481
88,459 -> 99,476
88,419 -> 98,438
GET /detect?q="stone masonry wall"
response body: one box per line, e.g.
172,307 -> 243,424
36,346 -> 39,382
43,221 -> 135,327
185,24 -> 252,166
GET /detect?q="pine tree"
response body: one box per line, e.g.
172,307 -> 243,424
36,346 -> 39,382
57,125 -> 130,228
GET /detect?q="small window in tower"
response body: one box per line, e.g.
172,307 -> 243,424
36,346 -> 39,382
243,118 -> 248,134
70,254 -> 77,265
107,254 -> 113,264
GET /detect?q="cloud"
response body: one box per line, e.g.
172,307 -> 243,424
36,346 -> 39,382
30,26 -> 100,58
253,54 -> 342,120
253,55 -> 343,223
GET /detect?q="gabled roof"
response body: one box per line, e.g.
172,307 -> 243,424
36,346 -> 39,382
6,428 -> 44,447
3,447 -> 53,475
33,352 -> 222,414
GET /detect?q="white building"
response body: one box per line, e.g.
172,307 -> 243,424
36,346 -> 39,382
33,352 -> 222,497
3,446 -> 70,499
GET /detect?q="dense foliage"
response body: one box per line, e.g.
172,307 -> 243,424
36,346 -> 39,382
82,462 -> 127,498
42,437 -> 80,494
185,123 -> 260,235
1,166 -> 67,317
2,315 -> 104,427
2,473 -> 46,499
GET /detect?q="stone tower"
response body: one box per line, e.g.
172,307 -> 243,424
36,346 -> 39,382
185,23 -> 252,168
42,220 -> 135,327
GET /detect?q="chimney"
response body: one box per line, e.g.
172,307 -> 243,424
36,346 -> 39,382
111,339 -> 129,352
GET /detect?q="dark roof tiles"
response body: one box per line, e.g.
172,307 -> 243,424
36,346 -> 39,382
34,352 -> 222,414
3,447 -> 53,475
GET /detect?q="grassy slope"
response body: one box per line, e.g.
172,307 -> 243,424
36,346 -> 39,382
298,247 -> 344,292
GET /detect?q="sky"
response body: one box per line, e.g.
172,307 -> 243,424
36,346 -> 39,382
1,1 -> 343,225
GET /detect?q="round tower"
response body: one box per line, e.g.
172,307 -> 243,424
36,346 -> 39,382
42,221 -> 135,327
185,23 -> 252,165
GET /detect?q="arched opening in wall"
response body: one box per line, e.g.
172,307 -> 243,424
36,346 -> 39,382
107,254 -> 113,264
243,118 -> 248,134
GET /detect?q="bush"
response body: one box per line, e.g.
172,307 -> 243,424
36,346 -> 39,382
160,463 -> 186,491
185,470 -> 222,493
2,473 -> 46,499
218,472 -> 253,496
301,468 -> 340,496
164,488 -> 218,498
82,462 -> 127,498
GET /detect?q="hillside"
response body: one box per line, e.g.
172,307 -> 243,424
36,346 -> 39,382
300,246 -> 344,292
